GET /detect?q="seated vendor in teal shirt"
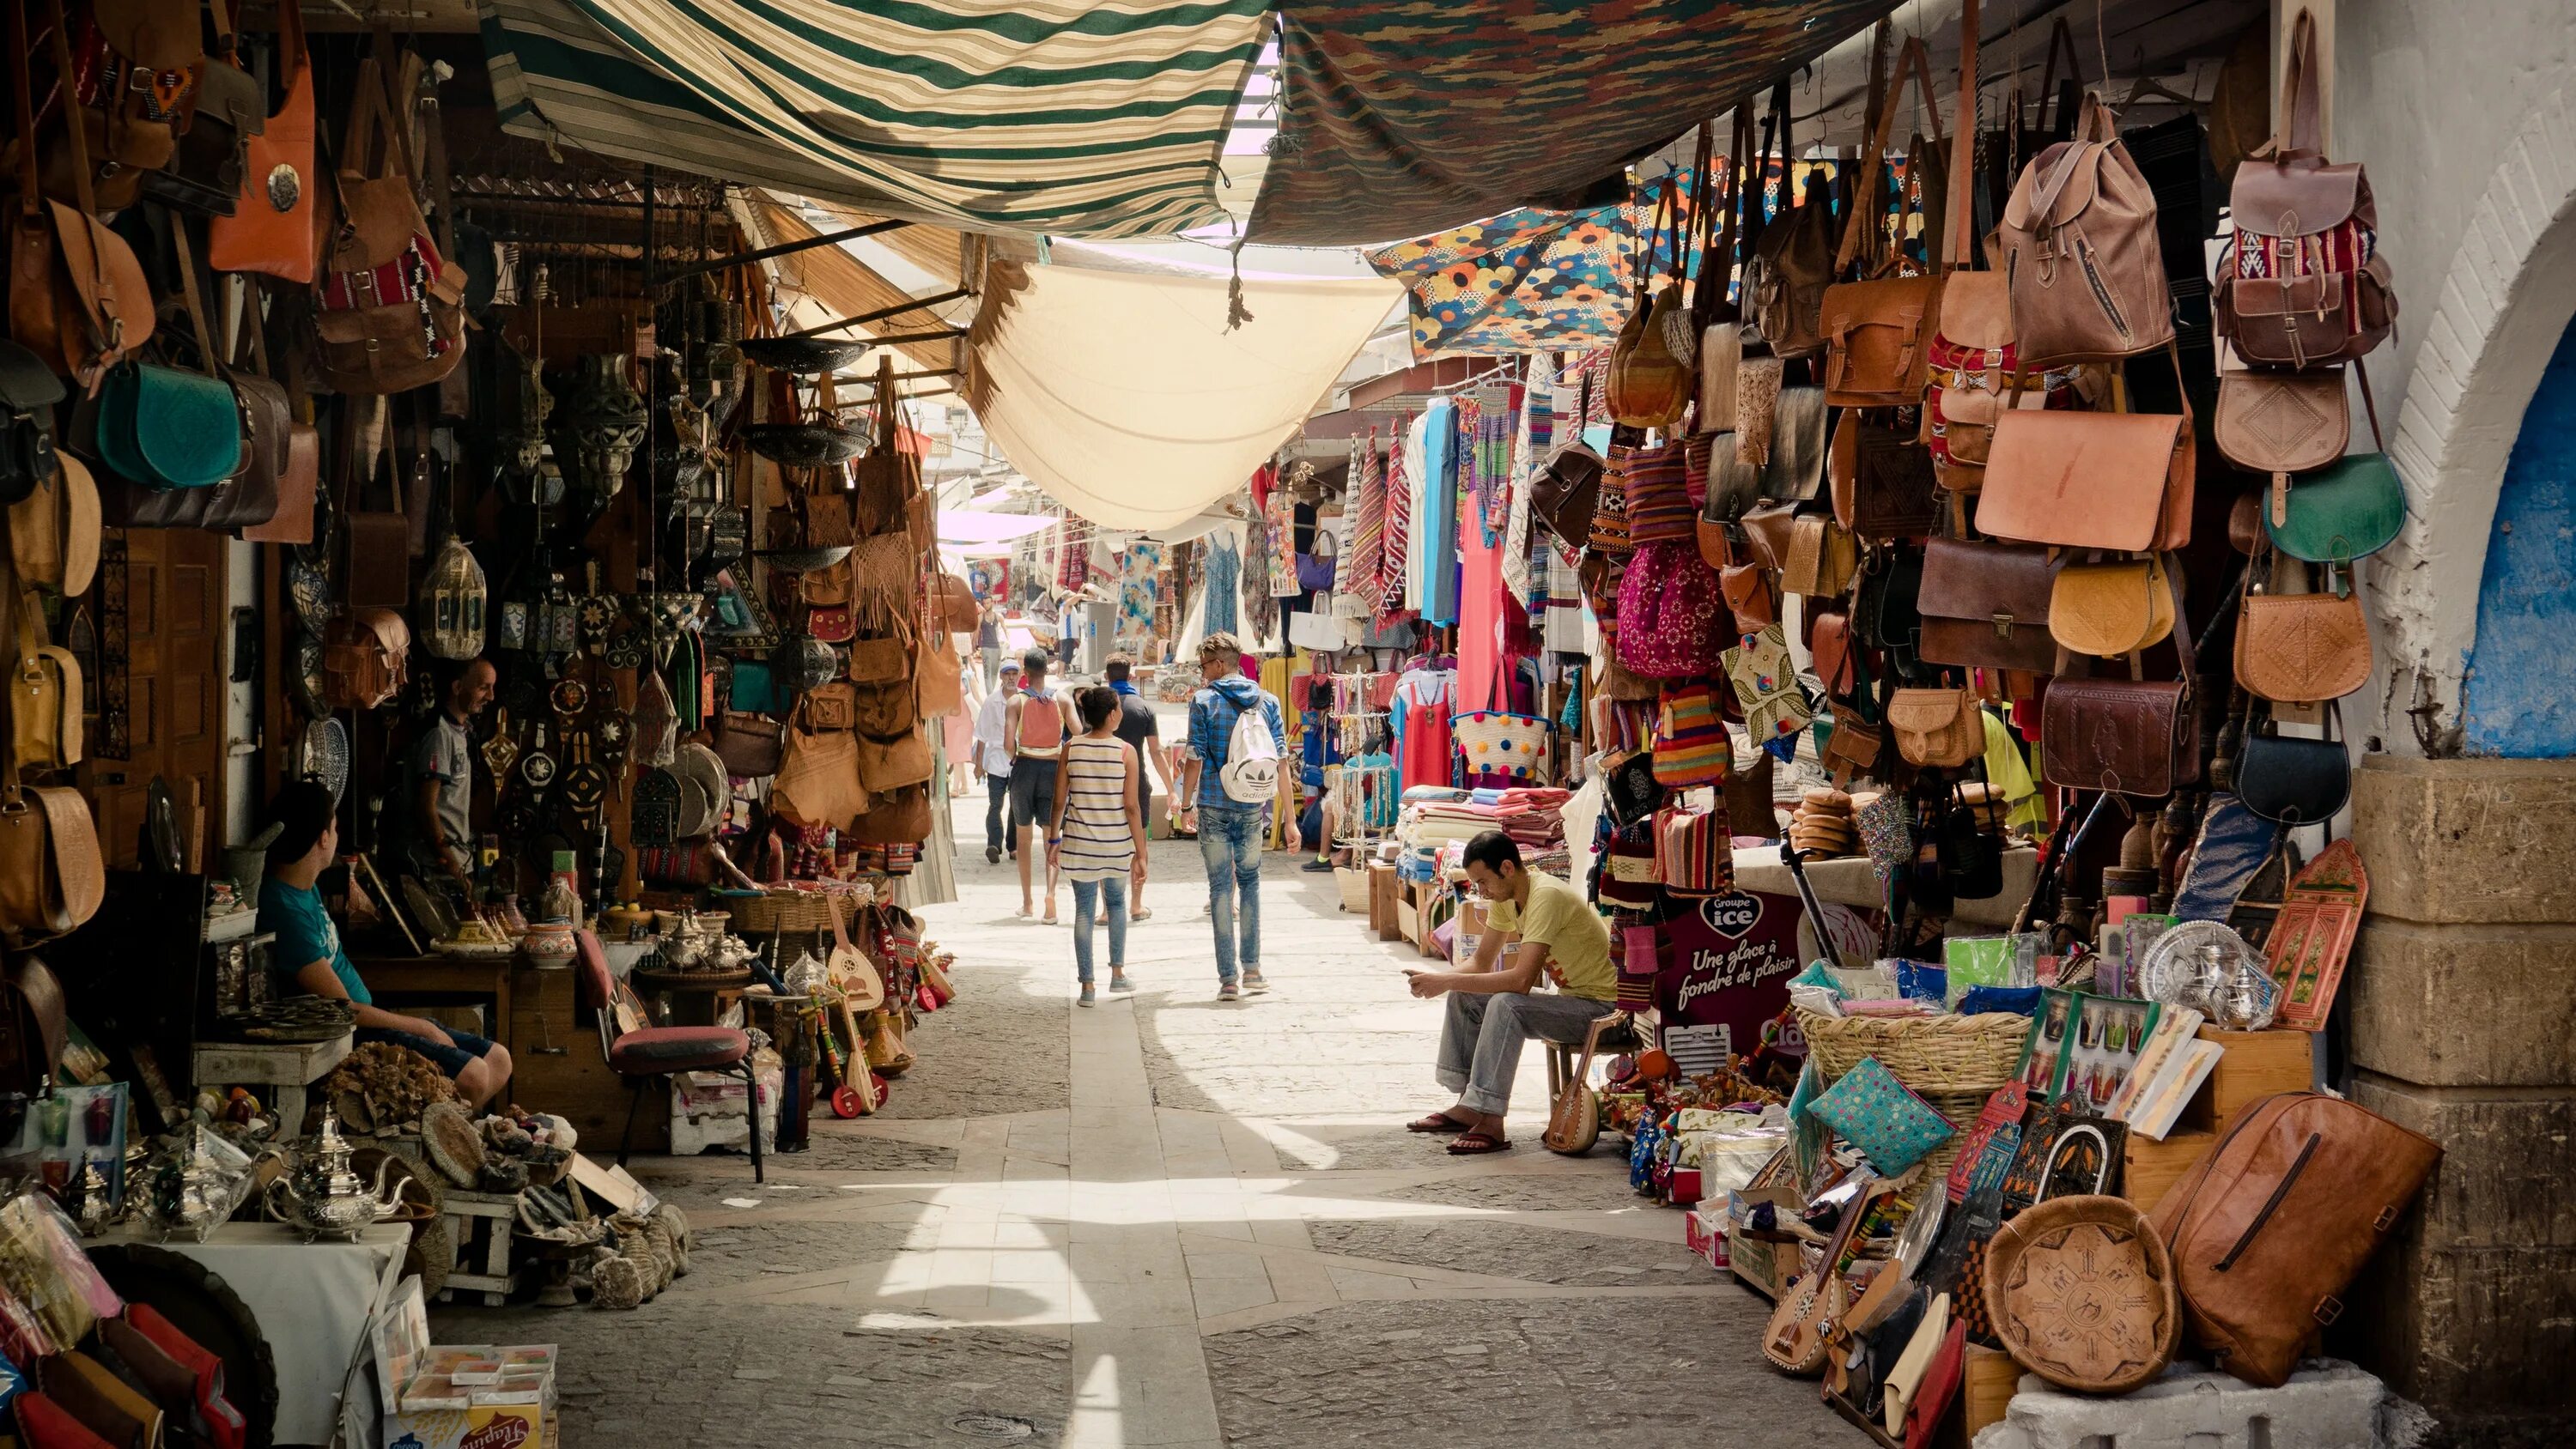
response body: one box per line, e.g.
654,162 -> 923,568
257,782 -> 513,1109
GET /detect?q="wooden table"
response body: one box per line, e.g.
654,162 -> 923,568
191,1032 -> 353,1131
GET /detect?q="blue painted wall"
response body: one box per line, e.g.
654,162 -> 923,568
2461,322 -> 2576,756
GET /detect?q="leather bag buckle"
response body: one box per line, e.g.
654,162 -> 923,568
2313,1295 -> 2343,1326
1991,611 -> 2016,639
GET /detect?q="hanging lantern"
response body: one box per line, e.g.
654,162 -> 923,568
554,354 -> 648,499
492,336 -> 552,480
420,538 -> 489,659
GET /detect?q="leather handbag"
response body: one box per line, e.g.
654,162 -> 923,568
321,608 -> 410,710
796,682 -> 857,732
773,724 -> 870,831
312,62 -> 467,395
914,622 -> 965,718
94,357 -> 243,491
2148,1092 -> 2439,1387
1746,83 -> 1836,361
2236,705 -> 2350,827
1739,501 -> 1799,571
9,452 -> 100,598
1531,445 -> 1604,546
2215,14 -> 2396,370
0,341 -> 64,506
208,0 -> 318,280
1978,351 -> 2196,553
9,5 -> 157,391
1917,537 -> 2060,674
1831,412 -> 1941,541
2235,573 -> 2371,704
11,591 -> 82,771
2215,367 -> 2347,517
1720,556 -> 1777,628
931,572 -> 979,634
851,676 -> 916,740
1859,546 -> 1929,680
1759,387 -> 1831,502
0,784 -> 105,943
240,417 -> 319,543
2041,567 -> 2201,797
1998,94 -> 2174,364
849,782 -> 933,846
1781,512 -> 1858,598
1887,687 -> 1984,769
856,729 -> 935,793
2050,552 -> 2176,660
1821,39 -> 1950,409
2269,451 -> 2404,567
714,712 -> 785,778
1808,606 -> 1865,708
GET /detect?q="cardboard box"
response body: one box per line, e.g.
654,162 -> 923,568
382,1403 -> 544,1449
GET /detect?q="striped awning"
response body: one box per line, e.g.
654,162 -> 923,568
476,0 -> 1270,239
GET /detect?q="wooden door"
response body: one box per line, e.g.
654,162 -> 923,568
81,530 -> 228,870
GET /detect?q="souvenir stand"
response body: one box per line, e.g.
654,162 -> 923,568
0,4 -> 975,1441
1339,6 -> 2421,1443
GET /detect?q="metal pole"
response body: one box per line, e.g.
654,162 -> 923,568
658,219 -> 912,286
779,288 -> 973,341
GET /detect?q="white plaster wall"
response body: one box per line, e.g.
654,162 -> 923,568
2333,0 -> 2576,755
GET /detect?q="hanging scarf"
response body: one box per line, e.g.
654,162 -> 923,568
1377,417 -> 1413,628
1503,356 -> 1552,606
1265,477 -> 1301,597
1346,427 -> 1387,613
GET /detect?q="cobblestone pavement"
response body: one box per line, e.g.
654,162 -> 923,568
435,758 -> 1844,1446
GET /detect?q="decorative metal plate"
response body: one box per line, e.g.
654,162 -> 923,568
295,718 -> 349,801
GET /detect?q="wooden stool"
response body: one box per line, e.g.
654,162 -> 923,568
440,1190 -> 526,1306
1545,1015 -> 1643,1100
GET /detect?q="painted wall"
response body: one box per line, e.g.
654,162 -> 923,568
2458,322 -> 2576,755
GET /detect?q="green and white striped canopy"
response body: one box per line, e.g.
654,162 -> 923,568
476,0 -> 1267,239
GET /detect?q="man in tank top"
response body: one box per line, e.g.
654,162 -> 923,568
1006,648 -> 1079,922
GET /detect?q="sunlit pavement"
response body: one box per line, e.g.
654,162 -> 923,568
438,772 -> 1836,1446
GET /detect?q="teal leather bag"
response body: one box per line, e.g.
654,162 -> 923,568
94,361 -> 243,490
2267,452 -> 2403,567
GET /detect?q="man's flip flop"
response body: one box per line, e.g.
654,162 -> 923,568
1447,1131 -> 1512,1155
1406,1113 -> 1471,1134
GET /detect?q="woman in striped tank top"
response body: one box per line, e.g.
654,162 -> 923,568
1048,687 -> 1146,1005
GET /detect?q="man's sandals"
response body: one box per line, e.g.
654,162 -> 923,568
1405,1112 -> 1469,1134
1446,1131 -> 1510,1155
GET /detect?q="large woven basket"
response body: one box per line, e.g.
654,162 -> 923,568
1798,1010 -> 2028,1093
1914,1084 -> 2010,1184
729,889 -> 845,937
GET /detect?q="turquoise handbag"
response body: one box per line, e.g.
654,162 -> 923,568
94,361 -> 243,490
730,658 -> 784,715
2268,452 -> 2403,567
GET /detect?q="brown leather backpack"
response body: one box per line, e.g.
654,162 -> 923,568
1820,38 -> 1952,409
2148,1093 -> 2439,1387
9,4 -> 157,391
2216,11 -> 2395,369
323,608 -> 411,710
1746,84 -> 1835,361
1999,94 -> 2173,365
313,60 -> 467,396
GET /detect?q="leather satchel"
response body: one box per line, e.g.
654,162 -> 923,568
241,418 -> 319,543
2269,451 -> 2403,567
9,7 -> 157,390
1531,445 -> 1605,547
344,434 -> 413,609
852,666 -> 915,741
1999,94 -> 2174,365
2235,575 -> 2371,705
2236,705 -> 2350,827
2215,367 -> 2347,520
312,64 -> 468,395
0,342 -> 64,507
1832,412 -> 1941,541
0,785 -> 104,943
209,0 -> 318,279
1917,537 -> 2060,674
1720,555 -> 1777,628
714,712 -> 785,778
1739,501 -> 1799,572
1888,688 -> 1984,769
1781,512 -> 1857,598
10,591 -> 82,772
1978,351 -> 2196,553
848,782 -> 931,846
2215,15 -> 2395,370
1760,386 -> 1831,502
1821,39 -> 1950,409
2041,563 -> 2202,797
9,452 -> 99,598
322,608 -> 411,710
1821,715 -> 1884,789
2148,1092 -> 2439,1387
2050,552 -> 2177,660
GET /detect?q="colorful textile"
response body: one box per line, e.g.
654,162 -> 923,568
1203,535 -> 1242,637
1379,420 -> 1413,626
1419,401 -> 1461,626
1265,480 -> 1303,597
1364,171 -> 1697,358
1251,0 -> 1884,246
1804,1056 -> 1956,1175
1346,429 -> 1388,613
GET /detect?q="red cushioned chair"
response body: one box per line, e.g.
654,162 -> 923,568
575,930 -> 762,1183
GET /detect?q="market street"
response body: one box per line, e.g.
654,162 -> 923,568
440,787 -> 1835,1446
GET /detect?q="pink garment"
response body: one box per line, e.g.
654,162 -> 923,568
1457,493 -> 1504,714
1401,701 -> 1453,791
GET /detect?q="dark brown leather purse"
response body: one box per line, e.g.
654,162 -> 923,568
1530,444 -> 1604,547
0,955 -> 68,1100
1917,537 -> 2061,674
2040,563 -> 2202,797
1830,411 -> 1941,542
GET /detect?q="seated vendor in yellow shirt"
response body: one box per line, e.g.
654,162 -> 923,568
1402,830 -> 1617,1155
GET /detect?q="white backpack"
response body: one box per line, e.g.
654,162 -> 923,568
1218,694 -> 1281,804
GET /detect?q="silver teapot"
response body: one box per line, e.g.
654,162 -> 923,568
264,1110 -> 407,1243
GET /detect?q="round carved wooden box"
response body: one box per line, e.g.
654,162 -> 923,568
1984,1193 -> 2181,1393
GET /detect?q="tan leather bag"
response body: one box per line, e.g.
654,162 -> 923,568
2215,367 -> 2348,526
772,725 -> 868,830
2236,575 -> 2371,705
1780,513 -> 1858,598
312,64 -> 467,396
2050,552 -> 2177,659
2148,1092 -> 2439,1388
1607,288 -> 1692,429
9,454 -> 100,597
1821,39 -> 1951,409
10,591 -> 81,773
1999,94 -> 2174,365
0,784 -> 104,943
322,608 -> 411,710
914,623 -> 963,718
856,729 -> 935,793
1739,502 -> 1798,571
1978,351 -> 2196,553
1747,86 -> 1837,361
207,0 -> 319,281
1887,687 -> 1984,768
240,421 -> 319,544
10,4 -> 158,390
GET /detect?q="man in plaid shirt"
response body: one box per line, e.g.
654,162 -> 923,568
1176,633 -> 1292,1001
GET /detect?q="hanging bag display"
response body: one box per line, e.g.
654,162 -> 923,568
312,59 -> 467,395
2234,702 -> 2351,828
1829,411 -> 1941,541
1886,686 -> 1984,770
2215,11 -> 2396,370
2235,560 -> 2371,705
1821,38 -> 1951,409
1747,82 -> 1837,360
1998,94 -> 2174,365
9,1 -> 157,391
2049,551 -> 2177,661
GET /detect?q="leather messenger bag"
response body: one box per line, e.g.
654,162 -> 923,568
1978,345 -> 2196,554
1917,537 -> 2061,675
2040,561 -> 2202,797
2148,1092 -> 2439,1388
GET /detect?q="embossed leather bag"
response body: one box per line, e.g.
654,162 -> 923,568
2041,565 -> 2201,797
1781,512 -> 1858,598
0,780 -> 104,943
1998,94 -> 2173,365
2215,367 -> 2346,523
10,591 -> 82,772
2268,451 -> 2403,568
2234,571 -> 2370,705
1888,687 -> 1984,769
2148,1092 -> 2439,1388
2215,14 -> 2396,370
2050,552 -> 2176,660
1831,412 -> 1941,541
1978,349 -> 2195,553
1917,537 -> 2059,674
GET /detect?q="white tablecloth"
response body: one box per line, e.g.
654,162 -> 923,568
1730,844 -> 2043,929
98,1222 -> 407,1446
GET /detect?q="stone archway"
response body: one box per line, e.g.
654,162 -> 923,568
2370,88 -> 2576,755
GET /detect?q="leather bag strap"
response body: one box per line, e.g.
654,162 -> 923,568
43,0 -> 101,222
1948,0 -> 1981,270
1837,37 -> 1946,273
2280,9 -> 2324,157
170,222 -> 221,379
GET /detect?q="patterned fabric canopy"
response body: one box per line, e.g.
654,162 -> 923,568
1250,0 -> 1891,246
479,0 -> 1267,239
1364,170 -> 1695,359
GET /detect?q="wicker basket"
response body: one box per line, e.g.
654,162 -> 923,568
1798,1010 -> 2029,1093
728,890 -> 845,937
1914,1083 -> 2011,1184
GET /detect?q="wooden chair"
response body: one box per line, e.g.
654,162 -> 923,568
574,931 -> 763,1183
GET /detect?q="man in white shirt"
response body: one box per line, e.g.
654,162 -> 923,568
973,659 -> 1020,864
